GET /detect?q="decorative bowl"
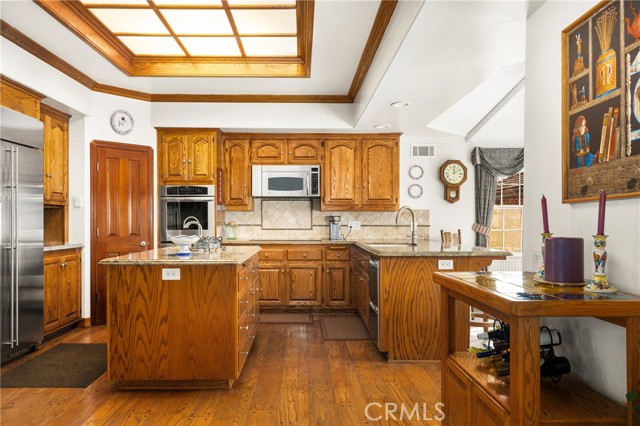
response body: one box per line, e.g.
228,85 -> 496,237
169,235 -> 199,246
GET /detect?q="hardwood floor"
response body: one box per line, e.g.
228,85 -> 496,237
1,320 -> 443,426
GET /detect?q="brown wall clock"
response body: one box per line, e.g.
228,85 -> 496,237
439,160 -> 467,203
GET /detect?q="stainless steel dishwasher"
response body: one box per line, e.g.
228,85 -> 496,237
368,258 -> 380,349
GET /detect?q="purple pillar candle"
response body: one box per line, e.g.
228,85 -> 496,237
544,237 -> 584,284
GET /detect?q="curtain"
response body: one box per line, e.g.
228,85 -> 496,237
471,147 -> 525,247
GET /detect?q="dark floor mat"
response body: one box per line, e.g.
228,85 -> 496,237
1,343 -> 106,388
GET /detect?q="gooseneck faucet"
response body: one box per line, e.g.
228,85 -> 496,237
183,216 -> 203,239
396,206 -> 418,246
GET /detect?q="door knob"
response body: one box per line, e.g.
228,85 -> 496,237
139,241 -> 147,247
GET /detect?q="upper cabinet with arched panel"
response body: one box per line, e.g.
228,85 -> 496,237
157,129 -> 217,184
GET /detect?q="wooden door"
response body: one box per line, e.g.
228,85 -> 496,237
43,254 -> 61,334
91,141 -> 154,325
361,138 -> 399,210
250,139 -> 285,164
287,139 -> 321,164
258,262 -> 286,306
187,132 -> 215,182
287,263 -> 322,306
222,138 -> 252,210
324,262 -> 351,307
60,252 -> 81,325
42,106 -> 69,205
159,132 -> 187,183
321,139 -> 360,210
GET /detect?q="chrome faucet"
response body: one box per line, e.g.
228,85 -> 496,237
183,216 -> 203,239
396,206 -> 418,246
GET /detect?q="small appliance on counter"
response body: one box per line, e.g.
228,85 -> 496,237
329,215 -> 342,240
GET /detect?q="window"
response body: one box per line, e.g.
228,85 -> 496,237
488,171 -> 523,253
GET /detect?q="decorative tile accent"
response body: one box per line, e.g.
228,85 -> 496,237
226,199 -> 430,241
262,199 -> 312,230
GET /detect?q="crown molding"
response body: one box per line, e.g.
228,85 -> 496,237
1,0 -> 396,104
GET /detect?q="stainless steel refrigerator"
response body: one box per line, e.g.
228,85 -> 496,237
1,107 -> 44,364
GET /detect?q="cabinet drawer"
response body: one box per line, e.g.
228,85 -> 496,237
259,249 -> 285,261
287,248 -> 323,261
325,246 -> 350,261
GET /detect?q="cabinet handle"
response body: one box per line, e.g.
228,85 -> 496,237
249,313 -> 256,317
240,325 -> 249,330
240,300 -> 249,305
183,160 -> 186,163
249,335 -> 256,339
240,351 -> 249,355
188,160 -> 192,163
303,253 -> 307,257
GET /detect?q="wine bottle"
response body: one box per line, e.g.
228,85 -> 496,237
476,342 -> 509,358
477,325 -> 510,341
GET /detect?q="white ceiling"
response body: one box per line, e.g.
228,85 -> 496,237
0,0 -> 543,143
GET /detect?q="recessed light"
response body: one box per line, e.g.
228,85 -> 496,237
373,124 -> 391,129
391,101 -> 411,108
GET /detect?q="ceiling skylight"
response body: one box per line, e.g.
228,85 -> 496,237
160,10 -> 233,35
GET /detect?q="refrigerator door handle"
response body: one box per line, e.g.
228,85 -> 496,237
13,147 -> 19,346
11,147 -> 20,346
8,146 -> 16,348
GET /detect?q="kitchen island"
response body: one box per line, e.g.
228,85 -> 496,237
99,246 -> 260,389
225,239 -> 510,360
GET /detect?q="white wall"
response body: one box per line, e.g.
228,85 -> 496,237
525,0 -> 640,402
399,136 -> 477,245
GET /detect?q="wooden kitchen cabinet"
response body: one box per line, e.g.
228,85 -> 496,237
322,139 -> 361,210
257,262 -> 286,307
157,129 -> 216,184
287,263 -> 323,307
44,248 -> 81,335
250,139 -> 286,164
250,138 -> 321,164
222,138 -> 253,210
352,247 -> 370,326
41,104 -> 70,206
321,135 -> 400,211
361,138 -> 398,210
287,139 -> 321,164
324,262 -> 351,307
257,245 -> 354,308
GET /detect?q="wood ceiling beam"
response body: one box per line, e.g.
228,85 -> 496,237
348,0 -> 397,101
34,0 -> 134,75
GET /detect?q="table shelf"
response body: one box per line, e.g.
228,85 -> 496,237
449,352 -> 626,425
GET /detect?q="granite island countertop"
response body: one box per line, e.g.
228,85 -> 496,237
222,239 -> 511,258
99,245 -> 260,265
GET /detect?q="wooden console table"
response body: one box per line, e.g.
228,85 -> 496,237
434,271 -> 640,426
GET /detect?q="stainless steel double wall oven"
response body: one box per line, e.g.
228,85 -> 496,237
160,185 -> 215,243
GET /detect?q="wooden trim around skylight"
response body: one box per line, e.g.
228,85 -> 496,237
34,0 -> 313,78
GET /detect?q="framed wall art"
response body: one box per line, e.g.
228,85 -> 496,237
562,0 -> 640,203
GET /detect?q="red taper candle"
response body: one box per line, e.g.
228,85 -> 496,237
541,195 -> 550,233
597,189 -> 606,235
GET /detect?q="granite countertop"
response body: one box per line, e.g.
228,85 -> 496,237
99,246 -> 260,265
44,243 -> 84,252
223,239 -> 511,258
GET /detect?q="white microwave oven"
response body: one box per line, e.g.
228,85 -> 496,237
251,165 -> 320,198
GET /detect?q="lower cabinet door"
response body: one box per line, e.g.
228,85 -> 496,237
444,360 -> 472,426
43,256 -> 62,334
472,385 -> 509,426
287,263 -> 322,306
324,262 -> 351,307
60,254 -> 81,324
258,262 -> 286,306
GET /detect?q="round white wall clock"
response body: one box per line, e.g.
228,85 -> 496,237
408,184 -> 423,198
408,165 -> 424,180
110,110 -> 134,135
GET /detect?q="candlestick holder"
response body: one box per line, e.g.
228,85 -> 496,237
584,234 -> 617,293
533,232 -> 553,281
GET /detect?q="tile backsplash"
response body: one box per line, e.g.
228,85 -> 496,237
223,199 -> 429,241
